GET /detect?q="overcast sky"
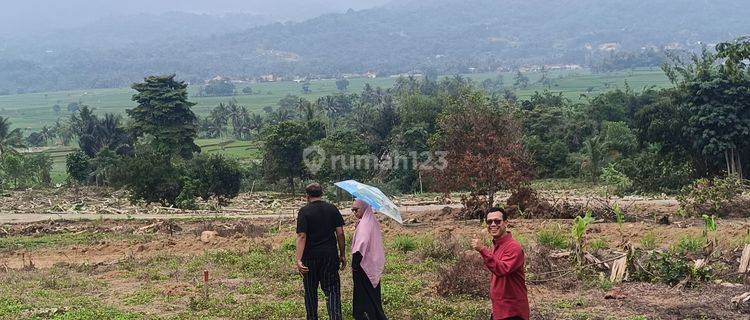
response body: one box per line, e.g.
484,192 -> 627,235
0,0 -> 391,36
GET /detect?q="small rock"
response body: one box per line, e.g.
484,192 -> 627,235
658,215 -> 670,225
201,231 -> 218,243
136,244 -> 146,252
604,289 -> 627,300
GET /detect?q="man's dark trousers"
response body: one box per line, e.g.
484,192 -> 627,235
302,256 -> 342,320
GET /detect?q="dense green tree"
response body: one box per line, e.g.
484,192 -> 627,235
72,111 -> 131,157
262,120 -> 324,193
514,71 -> 530,89
664,48 -> 750,178
128,75 -> 199,159
313,130 -> 372,183
301,82 -> 311,94
67,102 -> 81,113
335,78 -> 350,92
53,119 -> 74,146
123,147 -> 183,205
26,132 -> 47,147
66,150 -> 92,183
200,78 -> 235,97
481,76 -> 504,93
184,154 -> 243,204
208,103 -> 230,137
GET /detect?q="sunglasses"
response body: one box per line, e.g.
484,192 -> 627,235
486,219 -> 504,226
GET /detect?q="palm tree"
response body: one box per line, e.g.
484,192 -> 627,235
582,135 -> 605,182
248,113 -> 264,134
227,100 -> 243,138
269,108 -> 293,125
209,103 -> 230,138
295,98 -> 316,121
53,119 -> 74,146
0,117 -> 24,156
39,126 -> 56,145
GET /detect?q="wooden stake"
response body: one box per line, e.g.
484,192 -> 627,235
203,270 -> 209,300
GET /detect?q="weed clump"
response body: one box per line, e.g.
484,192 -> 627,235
418,235 -> 463,261
436,252 -> 489,298
392,235 -> 417,253
536,226 -> 570,250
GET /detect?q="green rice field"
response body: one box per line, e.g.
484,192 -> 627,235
0,69 -> 670,132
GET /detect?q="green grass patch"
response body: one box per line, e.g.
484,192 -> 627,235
392,235 -> 418,253
674,235 -> 705,254
588,238 -> 609,252
0,298 -> 28,317
0,232 -> 105,251
536,226 -> 570,250
640,231 -> 658,250
49,307 -> 143,320
123,289 -> 157,306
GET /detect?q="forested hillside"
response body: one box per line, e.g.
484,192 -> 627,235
1,0 -> 749,93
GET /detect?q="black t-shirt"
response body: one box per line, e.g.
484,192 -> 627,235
296,200 -> 345,260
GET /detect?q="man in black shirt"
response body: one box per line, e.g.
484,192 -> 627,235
296,182 -> 346,320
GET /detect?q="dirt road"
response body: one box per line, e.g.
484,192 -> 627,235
0,204 -> 463,224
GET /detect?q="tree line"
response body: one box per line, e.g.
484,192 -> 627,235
1,38 -> 749,208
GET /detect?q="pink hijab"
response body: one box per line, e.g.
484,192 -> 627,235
351,199 -> 386,287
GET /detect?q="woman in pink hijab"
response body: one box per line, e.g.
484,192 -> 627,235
350,199 -> 388,320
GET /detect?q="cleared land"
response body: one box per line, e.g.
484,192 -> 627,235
0,188 -> 747,319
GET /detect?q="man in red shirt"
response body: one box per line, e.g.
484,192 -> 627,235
471,207 -> 530,320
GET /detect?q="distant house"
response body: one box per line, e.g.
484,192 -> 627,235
544,64 -> 582,71
664,42 -> 682,50
259,74 -> 278,82
598,43 -> 620,51
365,71 -> 377,78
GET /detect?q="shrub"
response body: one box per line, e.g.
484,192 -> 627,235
175,179 -> 198,210
123,149 -> 183,206
418,235 -> 463,261
281,238 -> 296,252
436,252 -> 489,298
392,235 -> 417,253
0,153 -> 52,189
677,175 -> 749,217
183,153 -> 243,204
122,149 -> 243,207
536,226 -> 569,250
599,163 -> 633,195
616,146 -> 694,194
631,250 -> 711,286
674,235 -> 705,255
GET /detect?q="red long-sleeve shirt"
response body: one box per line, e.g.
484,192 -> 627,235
479,232 -> 530,320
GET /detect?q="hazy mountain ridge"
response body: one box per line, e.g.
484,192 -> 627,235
1,0 -> 749,93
